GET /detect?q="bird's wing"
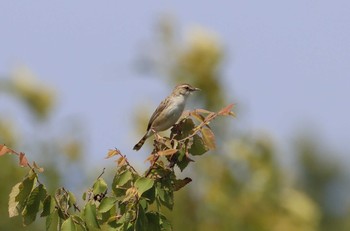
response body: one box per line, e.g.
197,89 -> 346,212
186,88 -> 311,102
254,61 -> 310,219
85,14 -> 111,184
146,97 -> 170,131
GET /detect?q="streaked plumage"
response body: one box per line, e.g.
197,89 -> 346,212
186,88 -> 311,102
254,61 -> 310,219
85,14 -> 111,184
133,83 -> 200,151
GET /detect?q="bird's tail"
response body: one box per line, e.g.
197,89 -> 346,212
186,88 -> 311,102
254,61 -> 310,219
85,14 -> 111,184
133,133 -> 148,151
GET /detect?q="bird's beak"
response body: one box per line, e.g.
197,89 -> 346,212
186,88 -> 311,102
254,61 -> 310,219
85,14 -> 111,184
193,87 -> 201,91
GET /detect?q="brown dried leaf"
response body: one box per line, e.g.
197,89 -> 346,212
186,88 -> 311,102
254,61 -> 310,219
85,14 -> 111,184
201,127 -> 216,150
190,111 -> 205,123
195,108 -> 213,114
116,156 -> 126,166
218,103 -> 235,116
158,149 -> 178,156
19,152 -> 28,167
0,144 -> 11,156
105,149 -> 120,159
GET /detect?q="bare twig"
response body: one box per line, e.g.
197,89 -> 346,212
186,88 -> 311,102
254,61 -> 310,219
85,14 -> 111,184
178,111 -> 219,142
97,168 -> 106,180
115,148 -> 138,175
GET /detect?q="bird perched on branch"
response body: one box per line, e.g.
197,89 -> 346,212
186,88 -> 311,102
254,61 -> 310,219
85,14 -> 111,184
133,83 -> 200,151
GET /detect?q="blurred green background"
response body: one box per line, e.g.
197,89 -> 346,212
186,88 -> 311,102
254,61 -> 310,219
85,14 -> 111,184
1,2 -> 350,231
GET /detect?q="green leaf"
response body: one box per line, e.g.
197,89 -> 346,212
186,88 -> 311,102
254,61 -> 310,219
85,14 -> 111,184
22,184 -> 47,225
146,212 -> 161,231
98,197 -> 117,213
41,195 -> 55,217
135,205 -> 148,231
16,171 -> 37,211
201,127 -> 216,150
92,178 -> 108,195
72,215 -> 87,231
68,191 -> 77,205
189,134 -> 208,156
114,169 -> 133,187
84,202 -> 100,230
135,177 -> 154,197
173,177 -> 192,191
160,214 -> 172,231
8,182 -> 21,217
176,149 -> 191,171
156,184 -> 174,210
142,184 -> 155,203
61,217 -> 76,231
172,118 -> 195,139
46,210 -> 59,231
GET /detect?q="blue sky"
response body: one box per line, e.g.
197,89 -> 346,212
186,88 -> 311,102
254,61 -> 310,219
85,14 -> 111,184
1,1 -> 349,167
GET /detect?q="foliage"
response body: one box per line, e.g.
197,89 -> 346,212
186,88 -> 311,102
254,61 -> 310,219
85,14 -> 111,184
2,104 -> 234,230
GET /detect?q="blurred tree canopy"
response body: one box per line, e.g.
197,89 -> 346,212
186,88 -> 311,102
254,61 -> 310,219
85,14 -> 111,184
0,67 -> 86,230
135,17 -> 350,231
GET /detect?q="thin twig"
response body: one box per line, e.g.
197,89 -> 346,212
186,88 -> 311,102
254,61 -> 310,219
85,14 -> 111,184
178,112 -> 219,142
97,168 -> 106,180
145,155 -> 160,177
115,149 -> 138,174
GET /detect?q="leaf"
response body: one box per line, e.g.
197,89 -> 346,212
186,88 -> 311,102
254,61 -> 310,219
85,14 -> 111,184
8,182 -> 21,217
175,149 -> 191,171
19,152 -> 29,167
72,215 -> 87,231
105,149 -> 120,159
142,184 -> 156,203
98,197 -> 117,213
189,134 -> 208,156
173,178 -> 192,191
68,191 -> 77,205
113,169 -> 133,189
33,161 -> 44,173
46,210 -> 59,231
160,214 -> 172,231
16,172 -> 37,212
135,205 -> 148,231
92,178 -> 108,195
135,177 -> 154,197
218,103 -> 234,116
172,118 -> 195,139
201,127 -> 216,150
0,144 -> 12,156
41,195 -> 55,217
194,108 -> 212,114
84,202 -> 100,230
61,217 -> 77,231
116,156 -> 126,166
157,149 -> 178,156
156,184 -> 174,210
145,212 -> 161,231
190,111 -> 205,123
22,184 -> 47,225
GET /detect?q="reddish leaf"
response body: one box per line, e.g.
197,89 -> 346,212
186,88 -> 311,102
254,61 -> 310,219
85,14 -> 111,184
115,156 -> 126,166
19,152 -> 29,167
218,103 -> 235,116
105,149 -> 120,159
158,149 -> 178,156
190,111 -> 205,123
0,144 -> 11,156
201,127 -> 216,150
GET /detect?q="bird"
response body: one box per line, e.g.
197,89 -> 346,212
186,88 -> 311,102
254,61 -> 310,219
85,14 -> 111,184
133,83 -> 200,151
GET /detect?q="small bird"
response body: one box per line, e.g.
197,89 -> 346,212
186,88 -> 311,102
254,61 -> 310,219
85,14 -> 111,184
133,83 -> 200,151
